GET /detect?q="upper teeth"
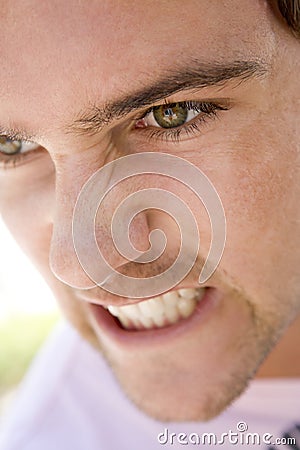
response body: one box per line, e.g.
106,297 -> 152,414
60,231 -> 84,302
107,288 -> 205,330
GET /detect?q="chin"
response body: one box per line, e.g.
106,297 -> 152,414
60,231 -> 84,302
113,368 -> 254,423
100,336 -> 269,423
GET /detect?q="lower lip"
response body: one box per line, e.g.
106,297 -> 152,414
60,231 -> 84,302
88,288 -> 221,349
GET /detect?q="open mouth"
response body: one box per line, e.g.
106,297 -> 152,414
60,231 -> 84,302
103,288 -> 206,331
88,287 -> 219,346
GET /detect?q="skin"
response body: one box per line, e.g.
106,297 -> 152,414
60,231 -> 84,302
0,0 -> 299,421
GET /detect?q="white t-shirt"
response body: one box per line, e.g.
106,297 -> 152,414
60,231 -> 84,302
1,322 -> 299,450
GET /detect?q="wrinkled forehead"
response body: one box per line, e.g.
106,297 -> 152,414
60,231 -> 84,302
0,0 -> 274,136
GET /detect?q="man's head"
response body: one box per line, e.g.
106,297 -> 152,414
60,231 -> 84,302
0,0 -> 299,421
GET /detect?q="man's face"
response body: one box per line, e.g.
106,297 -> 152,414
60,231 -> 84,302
0,0 -> 299,421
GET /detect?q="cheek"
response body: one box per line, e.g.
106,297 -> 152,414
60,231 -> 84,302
211,125 -> 300,313
0,159 -> 96,342
0,156 -> 55,272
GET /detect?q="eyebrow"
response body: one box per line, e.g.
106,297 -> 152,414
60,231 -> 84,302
68,58 -> 268,136
0,58 -> 268,142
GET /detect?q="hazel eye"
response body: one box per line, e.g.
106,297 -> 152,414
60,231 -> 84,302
138,102 -> 203,130
0,136 -> 21,155
0,135 -> 39,155
153,103 -> 190,128
134,100 -> 229,143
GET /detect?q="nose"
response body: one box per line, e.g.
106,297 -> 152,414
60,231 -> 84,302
49,153 -> 151,290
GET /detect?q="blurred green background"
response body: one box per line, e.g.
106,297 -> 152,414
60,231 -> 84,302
0,313 -> 59,393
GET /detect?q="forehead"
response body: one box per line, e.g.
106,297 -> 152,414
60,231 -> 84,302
0,0 -> 273,136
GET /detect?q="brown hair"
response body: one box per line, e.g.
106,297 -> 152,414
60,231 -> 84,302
276,0 -> 300,37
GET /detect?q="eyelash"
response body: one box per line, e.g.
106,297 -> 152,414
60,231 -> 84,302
134,101 -> 229,143
0,138 -> 41,169
0,100 -> 228,168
